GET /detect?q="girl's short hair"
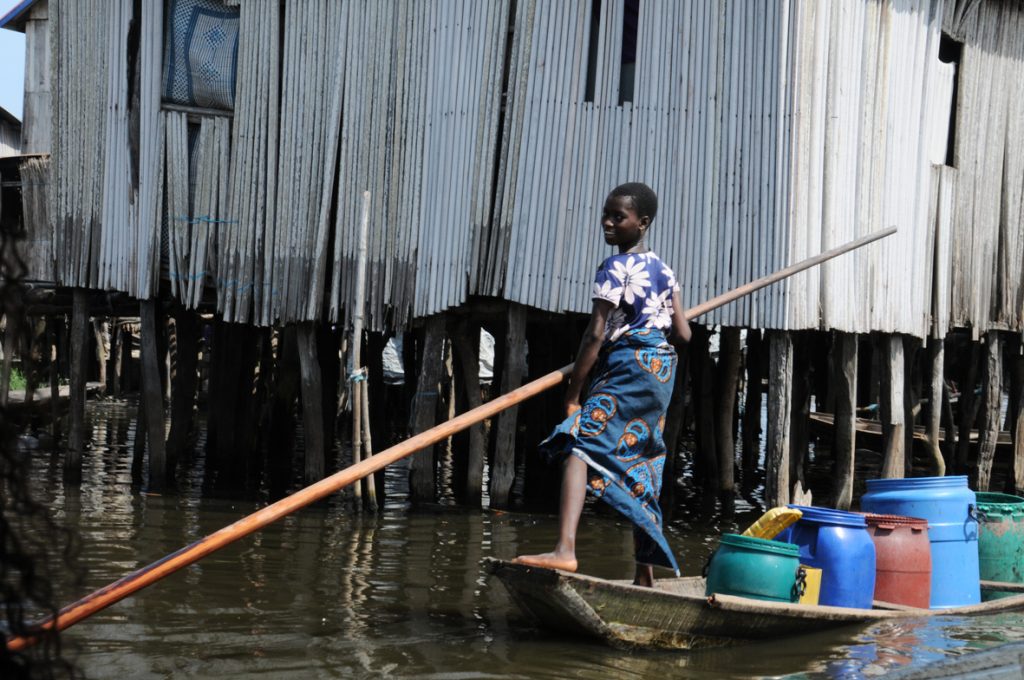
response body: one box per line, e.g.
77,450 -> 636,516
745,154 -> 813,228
609,182 -> 658,222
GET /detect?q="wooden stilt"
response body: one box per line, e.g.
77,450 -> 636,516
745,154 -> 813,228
955,340 -> 981,473
741,329 -> 763,488
766,330 -> 793,507
166,308 -> 199,477
715,327 -> 741,501
120,323 -> 134,393
0,316 -> 15,407
1008,340 -> 1024,494
977,332 -> 1003,490
880,334 -> 906,479
267,327 -> 300,499
490,304 -> 526,509
24,319 -> 44,407
789,334 -> 811,496
927,337 -> 946,475
903,337 -> 920,477
297,324 -> 325,486
139,300 -> 167,490
111,320 -> 124,398
408,317 -> 445,503
833,332 -> 857,509
359,378 -> 378,509
94,319 -> 110,397
65,289 -> 90,483
47,316 -> 60,439
451,318 -> 484,505
661,342 -> 689,518
690,325 -> 718,494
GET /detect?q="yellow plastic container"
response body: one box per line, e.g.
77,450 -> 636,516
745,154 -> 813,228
799,566 -> 822,605
742,507 -> 803,540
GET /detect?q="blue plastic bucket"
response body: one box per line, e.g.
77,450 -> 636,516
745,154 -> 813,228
861,476 -> 979,608
776,505 -> 876,608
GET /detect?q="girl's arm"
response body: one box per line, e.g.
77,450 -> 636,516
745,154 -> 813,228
669,290 -> 691,349
564,300 -> 614,417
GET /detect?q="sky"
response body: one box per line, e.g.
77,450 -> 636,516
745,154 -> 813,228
0,0 -> 26,120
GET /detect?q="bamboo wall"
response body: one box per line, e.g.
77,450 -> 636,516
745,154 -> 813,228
15,0 -> 1024,338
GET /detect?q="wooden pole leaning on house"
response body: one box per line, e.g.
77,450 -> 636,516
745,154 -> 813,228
4,227 -> 896,652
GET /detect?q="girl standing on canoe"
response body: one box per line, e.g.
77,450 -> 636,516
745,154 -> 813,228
515,182 -> 690,586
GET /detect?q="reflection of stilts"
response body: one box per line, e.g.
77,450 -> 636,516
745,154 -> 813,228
338,516 -> 374,640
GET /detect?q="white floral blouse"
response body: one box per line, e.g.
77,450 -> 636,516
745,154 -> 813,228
591,251 -> 680,343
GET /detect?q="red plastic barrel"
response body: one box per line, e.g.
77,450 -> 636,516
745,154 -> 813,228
863,513 -> 931,608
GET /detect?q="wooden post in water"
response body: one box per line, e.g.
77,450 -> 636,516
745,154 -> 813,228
977,332 -> 1003,490
833,332 -> 858,509
741,329 -> 763,488
297,324 -> 326,486
880,334 -> 906,479
789,334 -> 811,500
139,300 -> 168,490
955,339 -> 981,473
690,325 -> 718,494
65,289 -> 90,483
93,319 -> 109,396
766,330 -> 793,507
452,318 -> 484,504
349,192 -> 373,507
903,337 -> 921,477
715,326 -> 741,503
490,304 -> 526,509
408,317 -> 445,503
47,316 -> 60,439
167,308 -> 199,475
1010,343 -> 1024,495
927,337 -> 946,475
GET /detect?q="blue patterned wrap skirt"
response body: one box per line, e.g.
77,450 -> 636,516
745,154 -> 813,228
538,328 -> 679,574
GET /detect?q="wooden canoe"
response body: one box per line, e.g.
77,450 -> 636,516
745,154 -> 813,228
484,558 -> 1024,650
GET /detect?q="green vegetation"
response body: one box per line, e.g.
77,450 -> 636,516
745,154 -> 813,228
9,366 -> 27,392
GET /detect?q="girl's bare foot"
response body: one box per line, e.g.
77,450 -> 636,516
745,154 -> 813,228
633,563 -> 654,587
512,552 -> 578,572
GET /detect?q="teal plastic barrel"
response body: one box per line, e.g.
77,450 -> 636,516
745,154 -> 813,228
976,492 -> 1024,600
705,534 -> 802,603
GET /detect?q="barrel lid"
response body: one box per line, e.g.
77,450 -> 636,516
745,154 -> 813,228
787,504 -> 867,528
865,475 -> 969,491
862,512 -> 928,529
719,533 -> 800,557
976,492 -> 1024,516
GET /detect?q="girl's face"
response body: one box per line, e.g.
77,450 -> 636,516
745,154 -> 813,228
601,195 -> 649,252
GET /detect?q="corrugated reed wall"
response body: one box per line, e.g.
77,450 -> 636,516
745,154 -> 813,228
497,0 -> 954,337
943,0 -> 1024,334
34,0 -> 1024,337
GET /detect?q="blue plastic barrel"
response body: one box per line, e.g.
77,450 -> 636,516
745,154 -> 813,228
861,476 -> 979,608
776,505 -> 876,608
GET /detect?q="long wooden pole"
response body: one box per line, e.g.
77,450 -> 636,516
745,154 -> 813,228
6,227 -> 895,651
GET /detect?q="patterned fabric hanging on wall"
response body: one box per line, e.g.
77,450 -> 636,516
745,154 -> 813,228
162,0 -> 240,110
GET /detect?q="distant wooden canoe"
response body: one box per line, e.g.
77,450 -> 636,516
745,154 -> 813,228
808,412 -> 1012,447
484,558 -> 1024,650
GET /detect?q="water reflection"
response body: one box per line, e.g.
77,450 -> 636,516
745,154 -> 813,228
17,399 -> 1024,678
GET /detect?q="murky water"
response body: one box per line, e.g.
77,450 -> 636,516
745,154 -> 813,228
17,400 -> 1024,678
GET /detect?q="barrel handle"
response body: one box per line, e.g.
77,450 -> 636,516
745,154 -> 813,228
969,503 -> 980,522
794,566 -> 807,600
877,522 -> 897,530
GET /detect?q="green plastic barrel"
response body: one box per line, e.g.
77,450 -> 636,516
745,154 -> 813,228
705,534 -> 802,603
976,492 -> 1024,601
